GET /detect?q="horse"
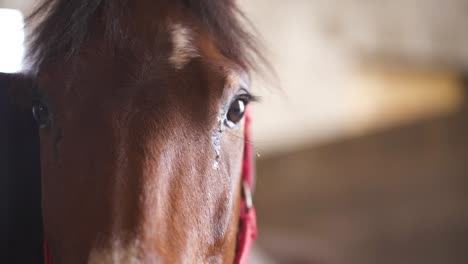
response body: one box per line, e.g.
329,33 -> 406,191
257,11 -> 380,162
1,0 -> 266,263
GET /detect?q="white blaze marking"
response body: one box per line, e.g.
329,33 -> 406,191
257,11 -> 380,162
88,239 -> 142,264
88,239 -> 160,264
169,24 -> 199,69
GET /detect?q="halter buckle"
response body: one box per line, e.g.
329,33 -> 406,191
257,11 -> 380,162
242,180 -> 253,211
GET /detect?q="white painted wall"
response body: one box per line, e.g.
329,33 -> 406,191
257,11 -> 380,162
240,0 -> 465,153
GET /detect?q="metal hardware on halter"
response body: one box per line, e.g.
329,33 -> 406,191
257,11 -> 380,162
242,180 -> 253,211
234,108 -> 257,264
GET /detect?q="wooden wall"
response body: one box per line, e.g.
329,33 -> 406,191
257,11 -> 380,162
254,88 -> 468,264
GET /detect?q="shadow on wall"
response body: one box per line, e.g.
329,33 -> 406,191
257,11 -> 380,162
254,85 -> 468,264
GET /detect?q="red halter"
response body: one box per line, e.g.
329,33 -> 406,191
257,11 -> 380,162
43,110 -> 257,263
234,108 -> 258,264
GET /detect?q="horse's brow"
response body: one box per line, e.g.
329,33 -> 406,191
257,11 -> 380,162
226,70 -> 250,91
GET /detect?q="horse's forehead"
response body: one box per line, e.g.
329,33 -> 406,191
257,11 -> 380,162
165,21 -> 241,75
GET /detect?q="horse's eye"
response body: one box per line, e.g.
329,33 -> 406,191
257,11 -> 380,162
32,101 -> 51,128
225,98 -> 247,128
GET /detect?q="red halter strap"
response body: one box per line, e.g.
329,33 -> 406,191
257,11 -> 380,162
43,240 -> 51,264
43,110 -> 257,264
234,108 -> 258,264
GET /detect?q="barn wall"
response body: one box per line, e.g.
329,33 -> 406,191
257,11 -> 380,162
254,87 -> 468,263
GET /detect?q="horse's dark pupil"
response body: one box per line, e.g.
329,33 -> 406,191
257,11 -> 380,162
32,102 -> 50,128
227,100 -> 245,124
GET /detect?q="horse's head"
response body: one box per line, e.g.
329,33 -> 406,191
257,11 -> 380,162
26,0 -> 262,262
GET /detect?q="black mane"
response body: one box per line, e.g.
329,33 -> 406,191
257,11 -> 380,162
26,0 -> 266,75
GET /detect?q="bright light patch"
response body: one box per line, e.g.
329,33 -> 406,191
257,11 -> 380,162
0,9 -> 24,73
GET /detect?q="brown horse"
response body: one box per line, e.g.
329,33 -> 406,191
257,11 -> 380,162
2,0 -> 266,263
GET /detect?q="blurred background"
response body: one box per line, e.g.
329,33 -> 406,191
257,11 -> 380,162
1,0 -> 467,263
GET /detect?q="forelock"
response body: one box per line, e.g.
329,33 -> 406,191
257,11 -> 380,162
25,0 -> 266,75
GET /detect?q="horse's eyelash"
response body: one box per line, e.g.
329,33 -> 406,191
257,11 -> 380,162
246,94 -> 260,103
238,90 -> 260,103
